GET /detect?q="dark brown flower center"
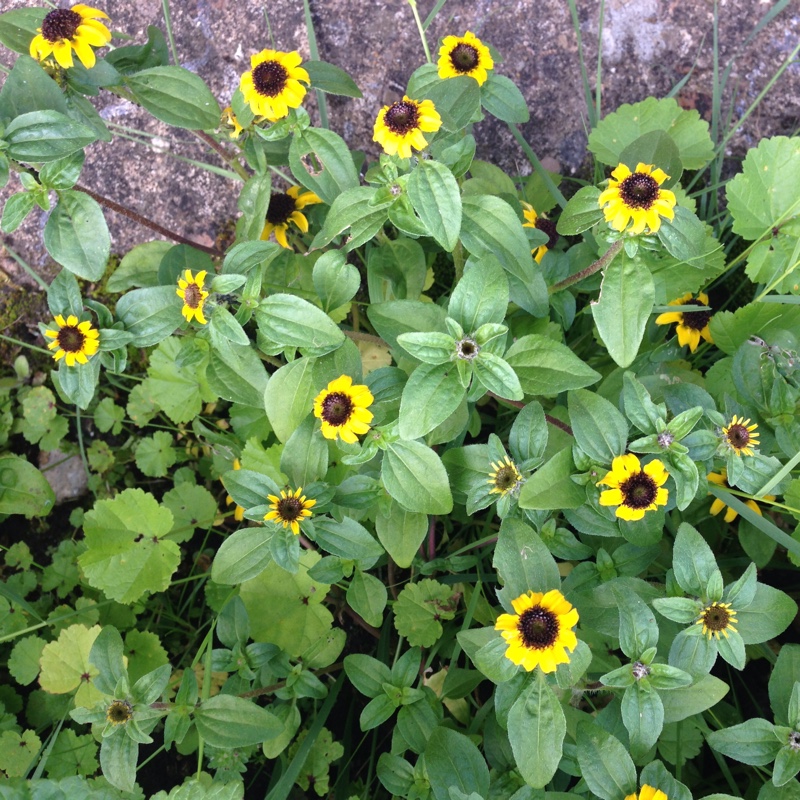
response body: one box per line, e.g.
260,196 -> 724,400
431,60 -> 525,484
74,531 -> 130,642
534,217 -> 559,250
106,699 -> 133,726
619,172 -> 660,209
277,496 -> 303,522
702,604 -> 732,633
252,60 -> 289,97
789,732 -> 800,751
321,391 -> 354,427
57,325 -> 86,353
494,465 -> 519,492
517,606 -> 558,649
384,101 -> 420,135
726,424 -> 751,450
449,43 -> 480,72
266,192 -> 297,225
681,299 -> 713,331
41,9 -> 82,42
620,471 -> 657,509
456,337 -> 479,360
183,283 -> 203,309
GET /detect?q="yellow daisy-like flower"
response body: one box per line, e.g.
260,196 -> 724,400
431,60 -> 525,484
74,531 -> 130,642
265,487 -> 316,535
722,415 -> 759,457
495,589 -> 579,673
522,203 -> 560,263
488,456 -> 523,496
598,453 -> 669,522
695,601 -> 738,640
261,186 -> 322,249
313,375 -> 374,444
598,162 -> 677,235
239,49 -> 309,120
437,31 -> 494,85
625,786 -> 669,800
176,269 -> 209,325
225,459 -> 245,523
707,469 -> 774,523
105,699 -> 133,727
373,96 -> 442,159
221,106 -> 243,140
655,292 -> 714,352
44,314 -> 100,366
30,5 -> 111,70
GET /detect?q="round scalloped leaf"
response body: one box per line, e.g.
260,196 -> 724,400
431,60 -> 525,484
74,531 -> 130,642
393,579 -> 458,648
588,97 -> 713,170
39,623 -> 104,707
124,630 -> 169,685
0,730 -> 41,777
78,488 -> 179,604
8,635 -> 46,686
162,483 -> 218,543
44,729 -> 99,779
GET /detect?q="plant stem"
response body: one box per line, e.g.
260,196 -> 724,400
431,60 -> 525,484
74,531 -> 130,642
488,392 -> 574,436
4,243 -> 49,290
549,238 -> 623,294
191,130 -> 250,181
408,0 -> 432,63
74,184 -> 224,258
161,0 -> 180,65
508,124 -> 568,209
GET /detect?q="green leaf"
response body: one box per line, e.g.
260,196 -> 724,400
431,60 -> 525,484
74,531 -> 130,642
770,645 -> 800,725
304,60 -> 362,97
235,171 -> 271,242
592,252 -> 655,367
480,73 -> 529,123
0,55 -> 68,123
0,454 -> 55,518
347,568 -> 387,627
8,635 -> 46,686
1,192 -> 36,234
394,579 -> 457,647
556,186 -> 604,235
312,250 -> 360,312
367,238 -> 428,303
311,186 -> 391,250
4,110 -> 96,163
473,352 -> 522,400
0,8 -> 45,54
622,681 -> 664,758
568,389 -> 629,464
588,97 -> 713,169
263,357 -> 316,443
660,673 -> 729,723
576,719 -> 637,800
408,67 -> 481,132
709,303 -> 800,356
162,483 -> 217,543
518,447 -> 585,510
382,440 -> 453,514
736,583 -> 798,645
613,584 -> 659,658
55,356 -> 100,410
494,519 -> 560,605
212,527 -> 273,585
125,66 -> 221,129
105,25 -> 169,74
461,195 -> 547,316
206,342 -> 268,409
289,127 -> 359,204
89,625 -> 127,697
135,431 -> 177,477
44,190 -> 110,281
505,335 -> 600,395
425,727 -> 490,800
396,332 -> 456,364
100,731 -> 138,794
407,159 -> 462,251
146,337 -> 208,424
707,718 -> 781,766
256,293 -> 345,355
619,130 -> 683,188
672,522 -> 719,596
45,729 -> 98,779
195,695 -> 282,748
657,206 -> 708,265
375,499 -> 428,569
39,623 -> 103,708
0,730 -> 41,778
448,257 -> 509,332
115,286 -> 184,348
399,363 -> 465,440
78,488 -> 180,604
508,674 -> 566,789
509,400 -> 548,464
313,517 -> 384,569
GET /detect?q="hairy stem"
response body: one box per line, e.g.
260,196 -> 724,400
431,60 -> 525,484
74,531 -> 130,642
549,238 -> 623,294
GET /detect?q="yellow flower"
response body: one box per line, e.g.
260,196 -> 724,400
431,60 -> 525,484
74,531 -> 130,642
722,415 -> 759,457
598,162 -> 677,235
522,204 -> 560,263
176,269 -> 209,325
313,375 -> 374,444
437,31 -> 494,85
488,456 -> 523,496
265,487 -> 316,535
373,96 -> 442,159
239,49 -> 309,120
695,601 -> 738,640
598,454 -> 669,522
625,786 -> 669,800
221,106 -> 243,140
44,314 -> 100,366
707,469 -> 774,523
30,5 -> 111,70
655,292 -> 714,352
261,186 -> 322,249
225,459 -> 245,522
495,589 -> 579,673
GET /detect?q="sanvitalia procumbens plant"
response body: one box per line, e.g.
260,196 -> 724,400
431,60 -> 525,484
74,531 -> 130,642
0,2 -> 799,797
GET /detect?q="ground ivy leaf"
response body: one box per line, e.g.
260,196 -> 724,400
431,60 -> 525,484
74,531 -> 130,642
288,726 -> 344,797
0,729 -> 41,777
393,579 -> 458,647
44,729 -> 98,779
78,488 -> 180,604
162,483 -> 217,542
134,430 -> 177,477
146,336 -> 211,424
124,629 -> 169,685
39,623 -> 104,708
8,634 -> 46,686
